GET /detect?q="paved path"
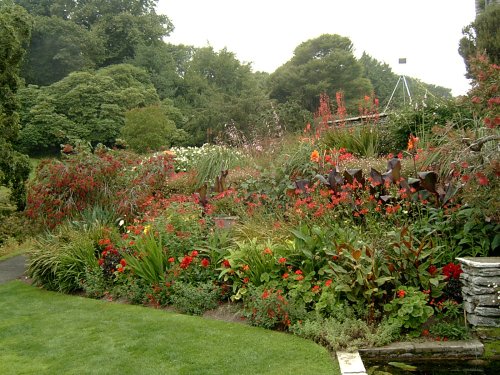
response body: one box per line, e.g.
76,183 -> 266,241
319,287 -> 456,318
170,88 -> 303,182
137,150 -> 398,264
0,255 -> 28,284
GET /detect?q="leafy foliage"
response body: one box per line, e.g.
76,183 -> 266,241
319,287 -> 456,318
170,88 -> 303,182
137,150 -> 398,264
18,64 -> 160,153
0,3 -> 33,209
28,224 -> 104,293
268,34 -> 373,112
384,286 -> 434,331
121,104 -> 190,153
459,3 -> 500,77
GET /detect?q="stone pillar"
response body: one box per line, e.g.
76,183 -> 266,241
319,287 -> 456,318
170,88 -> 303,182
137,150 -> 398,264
457,257 -> 500,327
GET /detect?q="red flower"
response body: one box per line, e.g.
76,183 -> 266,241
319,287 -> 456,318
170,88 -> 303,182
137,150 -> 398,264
397,290 -> 406,298
201,258 -> 210,268
191,250 -> 199,257
222,259 -> 231,268
295,269 -> 303,275
325,279 -> 332,287
98,258 -> 104,266
475,172 -> 489,186
261,290 -> 270,299
296,275 -> 304,281
242,277 -> 249,284
278,257 -> 287,264
263,247 -> 273,255
168,257 -> 175,263
442,262 -> 463,280
311,285 -> 320,293
120,259 -> 127,267
180,255 -> 193,269
428,265 -> 437,275
242,264 -> 249,272
98,238 -> 111,246
422,329 -> 430,337
282,273 -> 289,279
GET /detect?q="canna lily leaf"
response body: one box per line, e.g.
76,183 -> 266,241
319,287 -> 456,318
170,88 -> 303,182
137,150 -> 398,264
418,171 -> 438,193
344,169 -> 364,186
314,174 -> 329,185
370,167 -> 383,185
387,158 -> 401,182
441,182 -> 460,206
295,179 -> 310,194
328,168 -> 343,192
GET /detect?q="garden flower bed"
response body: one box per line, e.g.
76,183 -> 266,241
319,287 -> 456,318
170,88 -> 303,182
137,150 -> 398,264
20,55 -> 499,356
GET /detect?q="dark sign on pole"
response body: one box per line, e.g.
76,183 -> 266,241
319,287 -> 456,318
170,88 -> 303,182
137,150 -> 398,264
398,58 -> 407,64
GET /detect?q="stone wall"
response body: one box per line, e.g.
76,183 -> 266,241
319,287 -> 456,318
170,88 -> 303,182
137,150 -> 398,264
457,257 -> 500,327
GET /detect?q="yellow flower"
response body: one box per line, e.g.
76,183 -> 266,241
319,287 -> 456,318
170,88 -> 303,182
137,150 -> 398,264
310,150 -> 320,162
143,225 -> 151,235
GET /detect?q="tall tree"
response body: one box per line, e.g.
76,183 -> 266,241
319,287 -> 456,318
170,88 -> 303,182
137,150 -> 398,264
174,46 -> 271,145
21,15 -> 104,85
16,0 -> 173,84
268,34 -> 373,112
121,103 -> 190,153
127,43 -> 193,99
459,3 -> 500,77
17,64 -> 160,154
0,2 -> 33,209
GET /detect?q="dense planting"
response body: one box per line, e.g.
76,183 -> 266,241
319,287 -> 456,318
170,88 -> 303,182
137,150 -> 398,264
23,55 -> 498,350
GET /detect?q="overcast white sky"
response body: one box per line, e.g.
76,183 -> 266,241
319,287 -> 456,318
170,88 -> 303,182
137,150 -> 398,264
157,0 -> 477,96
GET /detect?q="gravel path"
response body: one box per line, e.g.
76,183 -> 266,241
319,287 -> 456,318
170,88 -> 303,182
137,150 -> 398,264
0,255 -> 28,284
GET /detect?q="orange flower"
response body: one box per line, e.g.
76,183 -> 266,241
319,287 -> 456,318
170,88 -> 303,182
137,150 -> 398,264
310,150 -> 320,162
263,247 -> 273,255
407,134 -> 419,152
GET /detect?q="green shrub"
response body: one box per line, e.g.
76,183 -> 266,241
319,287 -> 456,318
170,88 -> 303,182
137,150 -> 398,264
0,211 -> 36,247
429,321 -> 469,340
170,281 -> 222,315
384,286 -> 433,332
290,316 -> 400,351
81,264 -> 108,299
242,285 -> 308,330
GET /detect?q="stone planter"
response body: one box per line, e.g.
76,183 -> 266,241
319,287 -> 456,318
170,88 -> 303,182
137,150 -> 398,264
457,257 -> 500,327
213,216 -> 239,230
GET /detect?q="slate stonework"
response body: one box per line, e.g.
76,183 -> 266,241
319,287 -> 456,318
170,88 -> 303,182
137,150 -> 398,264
457,257 -> 500,327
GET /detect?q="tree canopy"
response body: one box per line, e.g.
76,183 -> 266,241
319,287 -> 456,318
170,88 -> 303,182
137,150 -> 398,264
0,2 -> 33,209
121,103 -> 190,153
17,64 -> 160,154
16,0 -> 173,85
268,34 -> 373,112
459,3 -> 500,77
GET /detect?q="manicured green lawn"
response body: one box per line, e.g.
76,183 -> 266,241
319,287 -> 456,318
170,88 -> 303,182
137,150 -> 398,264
0,281 -> 339,374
